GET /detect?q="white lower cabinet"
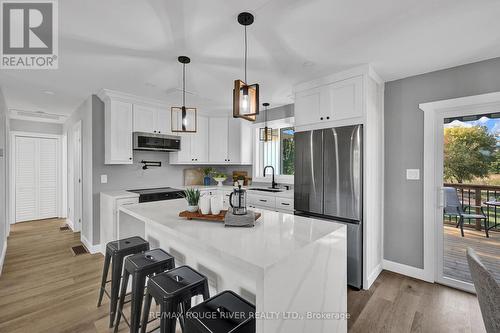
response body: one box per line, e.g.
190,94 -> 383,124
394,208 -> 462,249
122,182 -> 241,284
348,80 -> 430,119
100,193 -> 139,254
275,197 -> 294,212
247,193 -> 294,213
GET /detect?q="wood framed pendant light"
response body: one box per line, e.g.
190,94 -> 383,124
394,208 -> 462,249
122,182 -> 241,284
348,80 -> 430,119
233,12 -> 259,121
171,56 -> 197,133
259,103 -> 277,141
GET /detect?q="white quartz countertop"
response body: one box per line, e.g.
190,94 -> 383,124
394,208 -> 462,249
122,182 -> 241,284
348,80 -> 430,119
181,185 -> 294,199
100,190 -> 139,199
119,199 -> 345,270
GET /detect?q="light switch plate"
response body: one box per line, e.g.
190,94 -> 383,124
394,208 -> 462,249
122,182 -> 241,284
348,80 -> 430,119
100,174 -> 108,184
406,169 -> 420,180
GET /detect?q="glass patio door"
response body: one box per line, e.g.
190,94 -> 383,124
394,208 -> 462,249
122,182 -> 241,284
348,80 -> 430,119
437,111 -> 500,291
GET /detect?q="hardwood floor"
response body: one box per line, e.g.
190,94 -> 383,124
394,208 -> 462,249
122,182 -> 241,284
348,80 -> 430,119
0,219 -> 487,333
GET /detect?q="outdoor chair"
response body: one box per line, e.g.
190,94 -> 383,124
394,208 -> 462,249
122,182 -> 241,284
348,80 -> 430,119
443,187 -> 489,237
466,247 -> 500,333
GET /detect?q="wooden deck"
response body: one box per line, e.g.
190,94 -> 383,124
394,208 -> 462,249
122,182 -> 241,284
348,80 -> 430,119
444,225 -> 500,283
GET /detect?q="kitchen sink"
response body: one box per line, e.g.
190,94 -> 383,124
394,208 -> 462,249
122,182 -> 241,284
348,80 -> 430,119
248,188 -> 284,193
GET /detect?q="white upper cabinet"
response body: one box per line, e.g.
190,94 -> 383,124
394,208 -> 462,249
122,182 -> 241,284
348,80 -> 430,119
170,115 -> 209,164
209,117 -> 229,163
156,108 -> 170,134
190,116 -> 209,163
133,104 -> 170,134
294,75 -> 363,128
205,116 -> 252,165
324,76 -> 363,121
294,87 -> 322,127
105,99 -> 133,164
227,116 -> 252,164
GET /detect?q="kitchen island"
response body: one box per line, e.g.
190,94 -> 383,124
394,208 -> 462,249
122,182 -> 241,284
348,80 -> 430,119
119,199 -> 347,333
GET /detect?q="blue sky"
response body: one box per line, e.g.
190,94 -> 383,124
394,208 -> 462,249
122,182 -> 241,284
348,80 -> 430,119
445,116 -> 500,145
445,116 -> 500,135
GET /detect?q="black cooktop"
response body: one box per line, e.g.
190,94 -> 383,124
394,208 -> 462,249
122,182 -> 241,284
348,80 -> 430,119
128,187 -> 184,203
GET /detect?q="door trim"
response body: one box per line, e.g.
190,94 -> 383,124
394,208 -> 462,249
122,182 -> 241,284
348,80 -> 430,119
9,131 -> 63,224
420,91 -> 500,291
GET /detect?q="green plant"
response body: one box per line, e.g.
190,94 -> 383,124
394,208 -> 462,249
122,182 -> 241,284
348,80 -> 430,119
444,126 -> 496,183
212,172 -> 226,179
182,188 -> 200,206
202,167 -> 216,176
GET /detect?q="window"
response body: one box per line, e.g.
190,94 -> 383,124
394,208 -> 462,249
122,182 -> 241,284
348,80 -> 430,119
253,118 -> 295,183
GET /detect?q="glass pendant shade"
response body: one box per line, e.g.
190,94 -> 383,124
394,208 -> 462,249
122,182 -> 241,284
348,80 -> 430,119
259,126 -> 278,141
171,106 -> 197,132
171,55 -> 197,132
233,80 -> 259,121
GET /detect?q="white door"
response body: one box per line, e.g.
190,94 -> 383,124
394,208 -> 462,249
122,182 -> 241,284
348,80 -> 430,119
73,123 -> 82,231
15,136 -> 58,222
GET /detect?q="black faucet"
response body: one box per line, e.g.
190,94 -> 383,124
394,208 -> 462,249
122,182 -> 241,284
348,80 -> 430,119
263,165 -> 278,189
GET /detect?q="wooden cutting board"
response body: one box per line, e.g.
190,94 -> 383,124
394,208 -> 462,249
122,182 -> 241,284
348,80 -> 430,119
179,210 -> 261,222
183,168 -> 204,186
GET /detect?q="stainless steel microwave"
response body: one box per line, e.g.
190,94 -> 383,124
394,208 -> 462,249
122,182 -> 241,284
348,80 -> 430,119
133,132 -> 181,152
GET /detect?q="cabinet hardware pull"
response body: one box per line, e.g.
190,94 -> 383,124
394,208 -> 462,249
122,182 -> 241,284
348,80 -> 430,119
281,203 -> 290,206
259,199 -> 267,202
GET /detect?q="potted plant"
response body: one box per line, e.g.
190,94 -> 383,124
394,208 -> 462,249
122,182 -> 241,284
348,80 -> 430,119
212,172 -> 227,187
182,188 -> 200,212
202,167 -> 215,186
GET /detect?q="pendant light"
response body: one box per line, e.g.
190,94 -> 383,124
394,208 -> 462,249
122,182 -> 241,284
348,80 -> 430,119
233,12 -> 259,121
259,103 -> 277,141
171,56 -> 197,132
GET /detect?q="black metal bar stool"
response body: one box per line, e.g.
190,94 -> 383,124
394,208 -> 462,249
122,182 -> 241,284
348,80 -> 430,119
184,290 -> 255,333
114,248 -> 175,333
140,265 -> 210,333
97,236 -> 150,327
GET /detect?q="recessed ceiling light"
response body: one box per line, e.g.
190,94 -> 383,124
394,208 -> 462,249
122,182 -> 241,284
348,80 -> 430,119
43,90 -> 55,95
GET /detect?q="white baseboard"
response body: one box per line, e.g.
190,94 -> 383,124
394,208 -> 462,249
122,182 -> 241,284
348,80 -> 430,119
80,235 -> 101,254
0,240 -> 7,276
366,263 -> 383,289
383,259 -> 433,283
65,219 -> 75,231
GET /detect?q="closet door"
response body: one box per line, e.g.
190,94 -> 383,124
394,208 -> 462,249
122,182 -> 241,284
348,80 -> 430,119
15,136 -> 58,222
15,137 -> 38,222
38,138 -> 58,219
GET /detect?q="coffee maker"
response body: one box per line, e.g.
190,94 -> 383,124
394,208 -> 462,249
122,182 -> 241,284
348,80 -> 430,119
229,185 -> 247,215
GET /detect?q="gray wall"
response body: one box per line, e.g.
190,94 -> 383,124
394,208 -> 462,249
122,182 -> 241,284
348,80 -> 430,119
10,119 -> 62,135
384,57 -> 500,268
255,104 -> 294,123
0,89 -> 7,271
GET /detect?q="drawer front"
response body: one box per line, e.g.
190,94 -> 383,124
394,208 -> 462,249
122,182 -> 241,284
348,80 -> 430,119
276,197 -> 294,211
248,194 -> 276,208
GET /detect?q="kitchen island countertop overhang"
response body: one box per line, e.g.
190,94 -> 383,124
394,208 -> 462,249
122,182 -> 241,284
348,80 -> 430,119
118,198 -> 347,333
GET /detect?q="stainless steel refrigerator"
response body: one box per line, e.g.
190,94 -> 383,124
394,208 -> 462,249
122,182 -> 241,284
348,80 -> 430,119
294,124 -> 363,289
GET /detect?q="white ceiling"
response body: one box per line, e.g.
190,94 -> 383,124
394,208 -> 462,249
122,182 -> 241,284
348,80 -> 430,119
1,0 -> 500,116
